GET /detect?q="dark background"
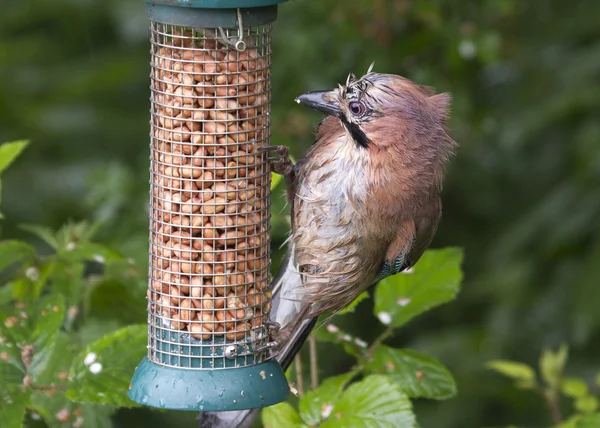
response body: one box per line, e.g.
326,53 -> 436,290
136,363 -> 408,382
1,0 -> 599,427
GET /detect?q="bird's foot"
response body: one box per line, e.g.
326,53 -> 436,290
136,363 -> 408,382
252,322 -> 291,355
264,319 -> 281,335
253,341 -> 280,355
260,145 -> 294,177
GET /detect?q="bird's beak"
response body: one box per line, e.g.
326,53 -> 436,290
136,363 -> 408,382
295,90 -> 342,118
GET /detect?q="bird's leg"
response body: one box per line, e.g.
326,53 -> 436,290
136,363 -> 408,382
253,305 -> 311,355
261,145 -> 295,204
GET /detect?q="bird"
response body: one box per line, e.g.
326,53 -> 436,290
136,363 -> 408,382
198,67 -> 456,428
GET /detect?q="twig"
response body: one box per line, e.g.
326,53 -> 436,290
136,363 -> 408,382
538,388 -> 562,424
294,353 -> 304,398
309,334 -> 318,389
365,325 -> 394,361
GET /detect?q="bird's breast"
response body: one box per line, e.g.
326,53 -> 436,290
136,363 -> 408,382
291,138 -> 385,312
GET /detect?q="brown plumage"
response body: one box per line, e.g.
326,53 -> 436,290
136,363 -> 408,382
279,72 -> 455,322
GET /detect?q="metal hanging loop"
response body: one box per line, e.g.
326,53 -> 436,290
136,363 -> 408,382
217,8 -> 247,52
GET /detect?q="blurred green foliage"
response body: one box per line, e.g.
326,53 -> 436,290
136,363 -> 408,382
1,0 -> 599,426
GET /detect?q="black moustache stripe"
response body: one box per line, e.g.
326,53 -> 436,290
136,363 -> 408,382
340,116 -> 371,148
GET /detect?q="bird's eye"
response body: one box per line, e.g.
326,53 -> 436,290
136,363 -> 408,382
349,101 -> 366,117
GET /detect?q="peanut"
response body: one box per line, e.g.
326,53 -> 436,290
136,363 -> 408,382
150,35 -> 273,342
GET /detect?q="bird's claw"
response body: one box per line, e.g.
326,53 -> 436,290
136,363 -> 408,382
253,341 -> 280,355
260,145 -> 294,177
264,320 -> 281,334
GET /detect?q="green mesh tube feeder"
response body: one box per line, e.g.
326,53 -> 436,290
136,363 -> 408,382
128,0 -> 289,411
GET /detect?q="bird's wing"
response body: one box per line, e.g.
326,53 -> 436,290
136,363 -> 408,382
406,196 -> 442,269
376,196 -> 442,281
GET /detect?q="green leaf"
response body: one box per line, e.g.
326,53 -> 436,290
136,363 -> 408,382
374,248 -> 463,328
299,371 -> 358,425
561,378 -> 589,398
84,279 -> 145,325
28,297 -> 66,380
575,396 -> 599,414
0,388 -> 30,428
0,295 -> 65,376
262,402 -> 308,428
574,413 -> 600,428
320,375 -> 416,428
339,291 -> 369,314
312,322 -> 365,358
0,240 -> 35,271
555,415 -> 580,428
31,296 -> 65,353
540,345 -> 568,390
0,140 -> 29,175
0,361 -> 23,390
20,224 -> 59,250
365,346 -> 456,400
66,324 -> 146,407
271,171 -> 284,191
486,360 -> 536,384
595,373 -> 600,387
61,242 -> 124,264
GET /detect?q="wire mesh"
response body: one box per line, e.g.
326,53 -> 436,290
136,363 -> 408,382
147,21 -> 273,369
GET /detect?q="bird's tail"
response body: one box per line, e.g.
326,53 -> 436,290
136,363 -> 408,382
198,247 -> 316,428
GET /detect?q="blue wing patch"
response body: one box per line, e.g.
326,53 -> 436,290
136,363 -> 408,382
375,254 -> 407,283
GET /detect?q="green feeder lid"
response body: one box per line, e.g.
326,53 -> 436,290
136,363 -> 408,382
149,0 -> 288,7
147,0 -> 288,27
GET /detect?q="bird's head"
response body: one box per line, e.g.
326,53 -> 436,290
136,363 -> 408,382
295,65 -> 454,159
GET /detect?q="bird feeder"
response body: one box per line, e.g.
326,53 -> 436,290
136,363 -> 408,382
128,0 -> 289,411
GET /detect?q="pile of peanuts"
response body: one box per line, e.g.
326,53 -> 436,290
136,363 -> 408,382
147,29 -> 272,343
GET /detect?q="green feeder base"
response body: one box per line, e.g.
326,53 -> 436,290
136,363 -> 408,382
128,357 -> 290,411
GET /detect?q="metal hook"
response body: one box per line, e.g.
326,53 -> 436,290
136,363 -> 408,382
216,9 -> 247,52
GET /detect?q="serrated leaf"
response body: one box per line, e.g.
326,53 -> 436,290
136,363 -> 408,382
31,296 -> 65,353
365,346 -> 456,400
576,396 -> 599,414
0,361 -> 23,389
0,388 -> 30,428
30,389 -> 114,428
262,402 -> 307,428
20,224 -> 59,250
299,371 -> 358,425
320,375 -> 416,428
30,332 -> 75,387
540,345 -> 568,390
67,324 -> 146,407
486,360 -> 536,383
0,140 -> 29,174
339,291 -> 369,315
312,323 -> 365,358
374,248 -> 463,328
61,242 -> 124,264
0,240 -> 35,272
561,378 -> 588,398
0,295 -> 66,384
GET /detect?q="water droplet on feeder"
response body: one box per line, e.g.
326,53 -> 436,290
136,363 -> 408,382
233,400 -> 237,404
240,390 -> 245,397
